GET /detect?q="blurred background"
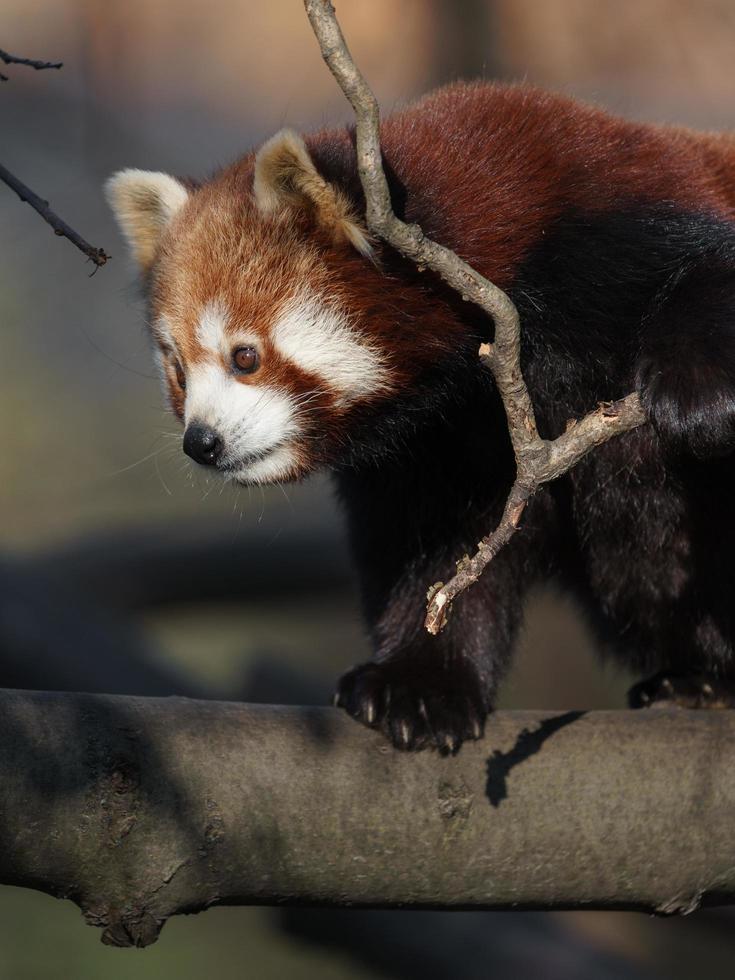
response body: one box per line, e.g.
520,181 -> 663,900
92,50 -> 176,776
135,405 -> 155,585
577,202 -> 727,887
1,0 -> 734,977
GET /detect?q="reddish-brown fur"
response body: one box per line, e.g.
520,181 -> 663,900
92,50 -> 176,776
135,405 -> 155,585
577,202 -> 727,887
356,82 -> 735,280
155,82 -> 735,373
125,82 -> 735,751
147,81 -> 735,484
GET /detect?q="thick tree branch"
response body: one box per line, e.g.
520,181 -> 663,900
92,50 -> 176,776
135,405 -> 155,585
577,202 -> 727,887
2,691 -> 734,945
303,1 -> 646,634
0,162 -> 109,268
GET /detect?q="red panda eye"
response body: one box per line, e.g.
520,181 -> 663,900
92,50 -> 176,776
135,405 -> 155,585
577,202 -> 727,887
174,360 -> 186,390
233,346 -> 259,374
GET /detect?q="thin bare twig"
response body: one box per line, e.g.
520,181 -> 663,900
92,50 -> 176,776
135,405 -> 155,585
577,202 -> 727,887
0,162 -> 109,269
0,47 -> 62,82
303,0 -> 646,634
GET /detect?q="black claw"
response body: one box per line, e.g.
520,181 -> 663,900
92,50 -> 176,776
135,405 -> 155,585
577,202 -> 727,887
334,658 -> 489,752
629,671 -> 735,710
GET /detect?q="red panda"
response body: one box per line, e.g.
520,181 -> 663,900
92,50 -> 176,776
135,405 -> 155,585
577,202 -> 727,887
107,82 -> 735,752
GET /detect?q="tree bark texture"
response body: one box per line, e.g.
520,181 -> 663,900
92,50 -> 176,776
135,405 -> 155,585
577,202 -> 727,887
1,690 -> 733,946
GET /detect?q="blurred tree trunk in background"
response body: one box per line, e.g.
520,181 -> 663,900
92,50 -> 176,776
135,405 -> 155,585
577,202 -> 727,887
428,0 -> 501,86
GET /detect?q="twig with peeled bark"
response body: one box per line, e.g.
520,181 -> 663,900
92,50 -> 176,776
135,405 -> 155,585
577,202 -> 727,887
0,162 -> 109,268
3,690 -> 735,945
303,0 -> 646,634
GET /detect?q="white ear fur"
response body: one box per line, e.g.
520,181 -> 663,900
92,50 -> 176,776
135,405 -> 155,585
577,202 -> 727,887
253,129 -> 373,258
105,169 -> 189,270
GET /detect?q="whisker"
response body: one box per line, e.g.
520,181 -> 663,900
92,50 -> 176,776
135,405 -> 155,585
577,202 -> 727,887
105,434 -> 171,477
78,325 -> 158,380
153,450 -> 172,496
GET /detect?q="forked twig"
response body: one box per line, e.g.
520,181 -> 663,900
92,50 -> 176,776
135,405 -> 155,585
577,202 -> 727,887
303,0 -> 646,634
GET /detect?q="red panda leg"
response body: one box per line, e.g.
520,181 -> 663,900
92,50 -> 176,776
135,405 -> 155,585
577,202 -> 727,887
636,250 -> 735,458
334,491 -> 533,753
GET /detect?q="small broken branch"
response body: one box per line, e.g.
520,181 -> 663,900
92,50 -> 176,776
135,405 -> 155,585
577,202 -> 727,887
0,162 -> 109,268
1,48 -> 107,266
0,47 -> 62,82
0,47 -> 62,72
303,0 -> 646,633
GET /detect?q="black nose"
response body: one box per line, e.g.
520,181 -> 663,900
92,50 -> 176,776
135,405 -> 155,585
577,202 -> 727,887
183,423 -> 223,466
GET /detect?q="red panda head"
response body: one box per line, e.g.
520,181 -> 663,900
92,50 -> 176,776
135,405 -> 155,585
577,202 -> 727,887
107,129 -> 470,484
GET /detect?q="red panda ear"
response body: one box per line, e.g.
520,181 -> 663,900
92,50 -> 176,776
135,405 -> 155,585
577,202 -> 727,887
253,129 -> 373,258
105,169 -> 190,271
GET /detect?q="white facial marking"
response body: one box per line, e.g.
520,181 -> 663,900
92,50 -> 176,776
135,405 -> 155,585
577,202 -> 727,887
153,316 -> 176,386
196,300 -> 259,361
243,443 -> 298,485
271,291 -> 389,404
155,315 -> 175,351
185,362 -> 298,481
165,291 -> 389,485
196,300 -> 229,357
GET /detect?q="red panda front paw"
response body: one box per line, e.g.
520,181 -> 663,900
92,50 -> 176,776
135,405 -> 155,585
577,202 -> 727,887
334,658 -> 488,754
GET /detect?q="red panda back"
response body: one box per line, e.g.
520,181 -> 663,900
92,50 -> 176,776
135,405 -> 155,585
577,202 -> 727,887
316,81 -> 735,288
